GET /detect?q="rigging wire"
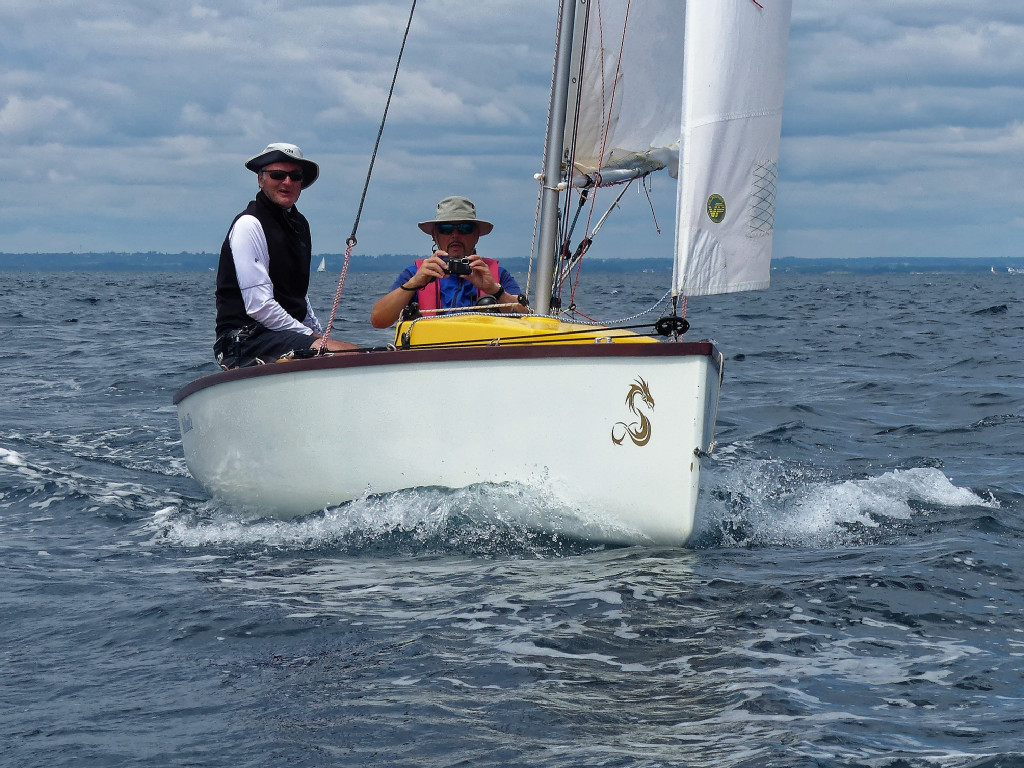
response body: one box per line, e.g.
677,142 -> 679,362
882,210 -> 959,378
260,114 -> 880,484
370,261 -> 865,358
641,175 -> 661,235
555,179 -> 632,297
558,0 -> 593,269
560,0 -> 634,313
320,0 -> 419,350
559,0 -> 599,307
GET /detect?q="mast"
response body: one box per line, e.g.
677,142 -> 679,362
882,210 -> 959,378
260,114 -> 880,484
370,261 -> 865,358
533,0 -> 579,316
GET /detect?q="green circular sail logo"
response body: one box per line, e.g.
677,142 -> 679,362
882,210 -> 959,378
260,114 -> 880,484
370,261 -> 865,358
706,194 -> 726,223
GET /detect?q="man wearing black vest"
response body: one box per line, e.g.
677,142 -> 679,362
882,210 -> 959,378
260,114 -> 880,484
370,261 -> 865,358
214,142 -> 357,368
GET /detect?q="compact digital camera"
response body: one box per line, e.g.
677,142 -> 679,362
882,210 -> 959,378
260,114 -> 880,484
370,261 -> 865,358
445,257 -> 473,276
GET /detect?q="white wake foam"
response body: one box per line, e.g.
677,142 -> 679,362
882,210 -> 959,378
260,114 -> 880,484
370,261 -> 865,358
695,463 -> 997,547
148,481 -> 631,552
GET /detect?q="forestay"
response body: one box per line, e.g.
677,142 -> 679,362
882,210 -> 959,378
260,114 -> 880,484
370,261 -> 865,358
565,0 -> 792,299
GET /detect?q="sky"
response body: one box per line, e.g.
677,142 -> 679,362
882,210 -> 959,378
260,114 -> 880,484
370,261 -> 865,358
3,0 -> 1024,263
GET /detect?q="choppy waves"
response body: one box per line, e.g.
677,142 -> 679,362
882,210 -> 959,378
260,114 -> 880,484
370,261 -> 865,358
3,270 -> 1023,767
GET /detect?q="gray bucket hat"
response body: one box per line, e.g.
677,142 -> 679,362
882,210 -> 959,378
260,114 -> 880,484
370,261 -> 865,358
418,196 -> 493,235
245,142 -> 319,189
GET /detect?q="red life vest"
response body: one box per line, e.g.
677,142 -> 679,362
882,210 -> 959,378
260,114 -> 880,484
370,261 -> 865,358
413,258 -> 502,312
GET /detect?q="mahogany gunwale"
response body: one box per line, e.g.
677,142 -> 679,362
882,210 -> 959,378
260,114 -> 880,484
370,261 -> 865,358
173,340 -> 721,405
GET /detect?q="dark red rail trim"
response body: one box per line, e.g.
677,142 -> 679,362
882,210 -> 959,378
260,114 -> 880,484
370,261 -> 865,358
173,341 -> 721,404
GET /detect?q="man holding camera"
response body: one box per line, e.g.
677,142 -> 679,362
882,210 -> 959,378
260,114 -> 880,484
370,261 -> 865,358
370,196 -> 526,328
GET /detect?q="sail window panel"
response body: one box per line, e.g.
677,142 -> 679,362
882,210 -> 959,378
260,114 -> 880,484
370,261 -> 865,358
748,160 -> 778,239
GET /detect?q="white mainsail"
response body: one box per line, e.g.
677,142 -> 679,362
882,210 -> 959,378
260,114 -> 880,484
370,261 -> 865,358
567,1 -> 684,184
564,0 -> 792,298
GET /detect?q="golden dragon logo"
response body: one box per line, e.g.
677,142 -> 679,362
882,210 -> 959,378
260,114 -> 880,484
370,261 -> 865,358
611,376 -> 654,447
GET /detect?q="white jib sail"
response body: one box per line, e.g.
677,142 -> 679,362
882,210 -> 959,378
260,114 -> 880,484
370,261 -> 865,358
674,0 -> 793,298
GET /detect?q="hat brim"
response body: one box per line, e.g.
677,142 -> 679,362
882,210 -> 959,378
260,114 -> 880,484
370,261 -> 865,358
245,151 -> 319,189
418,220 -> 493,236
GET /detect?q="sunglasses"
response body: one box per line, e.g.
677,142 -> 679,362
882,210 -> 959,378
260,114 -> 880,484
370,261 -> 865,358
264,169 -> 304,182
436,222 -> 477,235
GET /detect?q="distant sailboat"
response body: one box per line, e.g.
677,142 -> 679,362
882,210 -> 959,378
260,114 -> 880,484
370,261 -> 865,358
316,256 -> 326,273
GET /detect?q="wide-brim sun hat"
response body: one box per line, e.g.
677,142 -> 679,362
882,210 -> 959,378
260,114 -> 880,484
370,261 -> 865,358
418,195 -> 493,235
245,143 -> 319,189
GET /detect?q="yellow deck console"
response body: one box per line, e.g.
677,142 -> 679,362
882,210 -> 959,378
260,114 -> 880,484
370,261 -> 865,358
395,313 -> 658,349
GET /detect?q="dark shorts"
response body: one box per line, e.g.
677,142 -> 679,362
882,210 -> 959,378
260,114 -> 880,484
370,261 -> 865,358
213,324 -> 315,369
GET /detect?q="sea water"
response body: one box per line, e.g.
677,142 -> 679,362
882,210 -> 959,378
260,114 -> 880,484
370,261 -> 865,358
1,269 -> 1021,767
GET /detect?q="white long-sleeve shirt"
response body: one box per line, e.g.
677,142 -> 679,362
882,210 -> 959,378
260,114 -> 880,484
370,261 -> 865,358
228,214 -> 323,335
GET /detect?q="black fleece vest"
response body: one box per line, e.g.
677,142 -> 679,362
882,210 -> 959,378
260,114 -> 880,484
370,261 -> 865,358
215,191 -> 312,337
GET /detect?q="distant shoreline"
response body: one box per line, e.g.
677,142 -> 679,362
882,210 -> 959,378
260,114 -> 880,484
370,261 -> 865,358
0,252 -> 1021,274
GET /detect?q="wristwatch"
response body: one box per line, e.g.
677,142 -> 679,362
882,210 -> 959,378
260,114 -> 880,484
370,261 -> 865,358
490,286 -> 504,299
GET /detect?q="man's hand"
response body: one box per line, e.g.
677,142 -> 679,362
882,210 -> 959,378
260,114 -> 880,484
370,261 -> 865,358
311,336 -> 359,352
466,254 -> 501,295
406,253 -> 449,288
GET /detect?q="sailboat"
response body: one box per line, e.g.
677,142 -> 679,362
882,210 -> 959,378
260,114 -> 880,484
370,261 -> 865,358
316,256 -> 326,273
173,0 -> 792,546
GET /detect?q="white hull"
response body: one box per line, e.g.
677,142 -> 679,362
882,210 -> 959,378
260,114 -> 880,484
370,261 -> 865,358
175,342 -> 721,546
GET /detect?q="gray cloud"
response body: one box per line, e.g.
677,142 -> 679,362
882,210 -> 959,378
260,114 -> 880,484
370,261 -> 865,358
2,0 -> 1023,264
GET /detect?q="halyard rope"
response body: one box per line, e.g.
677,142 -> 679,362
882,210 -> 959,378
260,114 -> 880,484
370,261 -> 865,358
562,0 -> 633,312
320,0 -> 419,350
